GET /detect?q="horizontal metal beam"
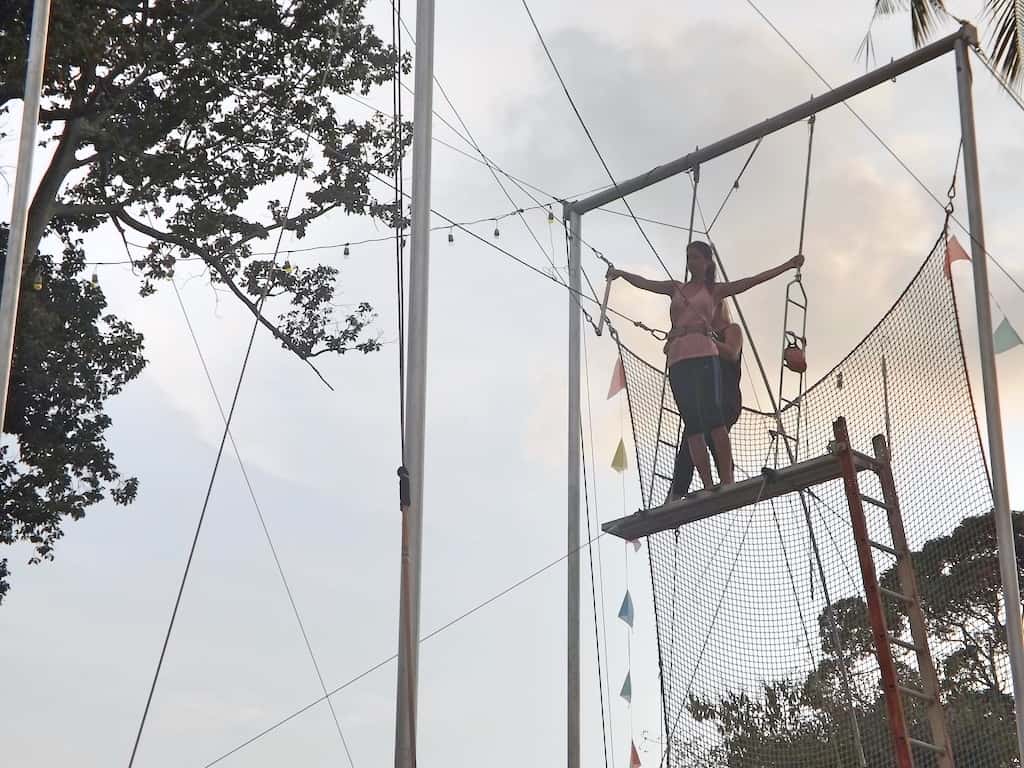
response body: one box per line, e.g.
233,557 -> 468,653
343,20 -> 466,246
602,448 -> 879,540
570,25 -> 977,215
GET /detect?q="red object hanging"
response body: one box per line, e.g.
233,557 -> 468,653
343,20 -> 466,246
784,341 -> 807,374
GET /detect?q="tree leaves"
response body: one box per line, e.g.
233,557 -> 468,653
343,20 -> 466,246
1,229 -> 145,601
1,0 -> 407,600
0,0 -> 409,360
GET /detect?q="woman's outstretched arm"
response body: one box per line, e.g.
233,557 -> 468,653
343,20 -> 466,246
715,254 -> 803,300
607,267 -> 678,296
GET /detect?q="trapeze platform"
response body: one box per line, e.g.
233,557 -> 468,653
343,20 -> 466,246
602,446 -> 881,540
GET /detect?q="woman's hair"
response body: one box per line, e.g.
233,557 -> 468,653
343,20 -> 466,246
687,240 -> 716,288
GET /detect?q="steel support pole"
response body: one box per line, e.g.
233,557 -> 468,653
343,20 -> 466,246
565,205 -> 582,768
0,0 -> 51,431
394,0 -> 435,763
570,28 -> 970,216
954,34 -> 1024,764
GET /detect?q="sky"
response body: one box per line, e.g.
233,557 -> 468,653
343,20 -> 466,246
2,1 -> 1023,767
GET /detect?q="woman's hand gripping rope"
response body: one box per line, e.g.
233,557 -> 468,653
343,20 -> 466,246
601,264 -> 668,340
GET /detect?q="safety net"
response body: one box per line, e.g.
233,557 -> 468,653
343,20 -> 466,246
614,229 -> 1021,767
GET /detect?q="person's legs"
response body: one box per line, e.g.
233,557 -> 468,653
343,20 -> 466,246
686,432 -> 715,489
669,431 -> 695,501
709,425 -> 734,484
668,360 -> 715,491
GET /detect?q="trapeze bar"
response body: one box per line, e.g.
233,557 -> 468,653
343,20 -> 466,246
569,25 -> 977,215
601,448 -> 879,540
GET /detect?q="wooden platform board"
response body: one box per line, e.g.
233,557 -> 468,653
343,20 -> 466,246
602,447 -> 879,540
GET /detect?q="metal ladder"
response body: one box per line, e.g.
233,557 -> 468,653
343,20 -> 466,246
833,417 -> 955,768
774,273 -> 808,467
647,373 -> 683,507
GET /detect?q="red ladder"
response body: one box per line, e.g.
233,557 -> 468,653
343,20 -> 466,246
833,417 -> 954,768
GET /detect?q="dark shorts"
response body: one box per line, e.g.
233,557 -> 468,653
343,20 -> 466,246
668,356 -> 725,435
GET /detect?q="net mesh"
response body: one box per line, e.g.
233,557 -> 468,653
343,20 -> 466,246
614,232 -> 1022,767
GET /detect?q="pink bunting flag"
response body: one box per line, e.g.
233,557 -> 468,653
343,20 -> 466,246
607,357 -> 626,399
944,235 -> 970,278
630,741 -> 642,768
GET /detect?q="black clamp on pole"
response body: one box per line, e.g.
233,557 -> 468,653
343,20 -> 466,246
397,466 -> 411,508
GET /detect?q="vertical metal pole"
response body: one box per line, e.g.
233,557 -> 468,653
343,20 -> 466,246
394,0 -> 435,764
955,34 -> 1024,764
0,0 -> 51,430
566,205 -> 582,768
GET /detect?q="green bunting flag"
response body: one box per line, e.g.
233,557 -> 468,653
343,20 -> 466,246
620,671 -> 632,703
618,590 -> 634,628
994,316 -> 1022,354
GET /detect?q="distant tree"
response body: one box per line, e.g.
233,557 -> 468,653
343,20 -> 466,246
684,512 -> 1023,768
0,0 -> 409,601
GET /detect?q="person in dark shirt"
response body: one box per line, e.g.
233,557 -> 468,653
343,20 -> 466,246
668,301 -> 743,501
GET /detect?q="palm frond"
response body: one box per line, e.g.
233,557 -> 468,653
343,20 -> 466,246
856,7 -> 881,71
984,0 -> 1024,87
874,0 -> 948,46
856,29 -> 878,71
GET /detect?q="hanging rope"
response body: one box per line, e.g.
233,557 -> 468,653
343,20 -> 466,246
796,114 -> 815,269
580,408 -> 613,768
687,163 -> 700,245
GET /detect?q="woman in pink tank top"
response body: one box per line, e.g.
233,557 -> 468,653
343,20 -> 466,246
609,241 -> 802,496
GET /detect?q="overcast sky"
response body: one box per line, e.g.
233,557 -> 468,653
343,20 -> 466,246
2,1 -> 1023,766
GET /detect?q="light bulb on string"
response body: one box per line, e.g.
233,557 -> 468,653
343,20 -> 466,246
547,208 -> 555,223
343,243 -> 350,257
90,270 -> 99,286
493,220 -> 500,238
448,228 -> 454,244
30,267 -> 43,292
283,259 -> 294,274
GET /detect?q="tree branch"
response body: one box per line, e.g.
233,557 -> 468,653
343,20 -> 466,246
52,202 -> 125,217
114,210 -> 334,390
23,116 -> 88,265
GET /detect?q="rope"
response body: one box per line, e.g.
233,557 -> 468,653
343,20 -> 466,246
519,0 -> 673,279
743,0 -> 1024,305
202,529 -> 609,768
657,486 -> 765,767
687,165 -> 700,245
796,115 -> 816,264
582,329 -> 617,764
125,12 -> 350,766
581,415 -> 612,768
706,138 -> 764,234
168,278 -> 356,768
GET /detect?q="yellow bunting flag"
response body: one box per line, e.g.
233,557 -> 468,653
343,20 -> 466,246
611,438 -> 628,473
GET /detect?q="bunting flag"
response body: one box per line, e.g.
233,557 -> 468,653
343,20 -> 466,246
618,590 -> 634,628
994,316 -> 1023,354
629,741 -> 642,768
607,357 -> 626,399
620,671 -> 632,703
611,438 -> 629,472
944,235 -> 970,278
629,538 -> 642,552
